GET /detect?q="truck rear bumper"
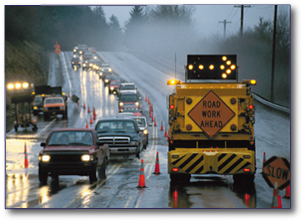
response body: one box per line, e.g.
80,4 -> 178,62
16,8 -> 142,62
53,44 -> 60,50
168,148 -> 255,175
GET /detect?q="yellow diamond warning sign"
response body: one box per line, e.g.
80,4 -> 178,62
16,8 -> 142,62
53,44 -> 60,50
187,90 -> 235,138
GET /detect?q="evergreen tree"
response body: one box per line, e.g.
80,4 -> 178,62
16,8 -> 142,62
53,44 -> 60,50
108,14 -> 123,50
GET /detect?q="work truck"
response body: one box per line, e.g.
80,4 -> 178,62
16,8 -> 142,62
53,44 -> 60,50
167,55 -> 256,184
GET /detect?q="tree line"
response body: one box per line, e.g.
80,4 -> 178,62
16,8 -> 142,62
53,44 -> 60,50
5,5 -> 290,106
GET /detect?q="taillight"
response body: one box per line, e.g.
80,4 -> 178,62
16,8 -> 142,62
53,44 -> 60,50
249,104 -> 254,110
172,168 -> 179,172
170,104 -> 174,109
243,168 -> 251,172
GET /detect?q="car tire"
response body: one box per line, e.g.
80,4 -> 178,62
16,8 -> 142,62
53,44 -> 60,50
39,167 -> 48,185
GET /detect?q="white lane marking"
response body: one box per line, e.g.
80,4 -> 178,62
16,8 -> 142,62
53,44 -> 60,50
60,52 -> 72,91
146,125 -> 158,180
124,195 -> 134,208
34,118 -> 56,138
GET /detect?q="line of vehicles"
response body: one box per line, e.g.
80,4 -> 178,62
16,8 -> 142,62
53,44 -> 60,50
8,49 -> 258,187
38,44 -> 150,184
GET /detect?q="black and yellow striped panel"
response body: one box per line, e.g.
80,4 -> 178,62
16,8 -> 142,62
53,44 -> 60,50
171,153 -> 204,174
218,153 -> 251,174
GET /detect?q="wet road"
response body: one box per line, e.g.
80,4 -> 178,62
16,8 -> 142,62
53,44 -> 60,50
5,51 -> 291,208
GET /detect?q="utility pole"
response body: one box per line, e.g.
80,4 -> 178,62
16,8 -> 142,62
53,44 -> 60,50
219,19 -> 231,39
234,5 -> 251,36
271,5 -> 277,102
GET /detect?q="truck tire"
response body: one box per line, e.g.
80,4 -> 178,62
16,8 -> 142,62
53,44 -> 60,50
39,167 -> 48,185
98,159 -> 107,180
233,174 -> 254,184
43,113 -> 49,121
170,174 -> 191,184
89,166 -> 97,183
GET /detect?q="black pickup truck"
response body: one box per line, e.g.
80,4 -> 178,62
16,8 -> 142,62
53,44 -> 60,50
95,118 -> 144,160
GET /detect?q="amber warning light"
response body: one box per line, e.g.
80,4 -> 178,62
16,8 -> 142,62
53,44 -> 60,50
187,55 -> 237,80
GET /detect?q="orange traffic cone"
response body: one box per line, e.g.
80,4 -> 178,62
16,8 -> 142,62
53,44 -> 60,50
93,107 -> 96,116
137,159 -> 146,188
24,142 -> 29,168
149,110 -> 152,118
271,183 -> 282,208
284,185 -> 290,199
93,113 -> 96,120
164,125 -> 168,137
160,120 -> 164,131
86,119 -> 88,128
77,101 -> 79,108
68,92 -> 70,98
154,117 -> 157,126
88,105 -> 90,113
83,103 -> 86,109
145,94 -> 147,102
148,99 -> 150,105
151,116 -> 154,122
153,152 -> 161,174
151,104 -> 153,112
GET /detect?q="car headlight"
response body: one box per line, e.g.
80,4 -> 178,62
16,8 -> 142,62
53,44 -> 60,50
135,102 -> 139,106
33,106 -> 38,110
81,154 -> 93,162
79,51 -> 83,54
143,129 -> 148,135
119,102 -> 124,107
72,62 -> 74,64
110,87 -> 114,90
41,155 -> 50,162
108,68 -> 112,72
105,79 -> 109,83
89,63 -> 92,67
83,64 -> 86,67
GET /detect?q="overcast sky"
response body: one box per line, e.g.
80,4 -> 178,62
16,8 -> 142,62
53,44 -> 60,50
102,4 -> 290,37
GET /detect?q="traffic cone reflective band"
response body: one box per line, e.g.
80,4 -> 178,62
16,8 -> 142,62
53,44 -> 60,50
86,119 -> 88,128
271,183 -> 282,208
153,152 -> 161,174
160,120 -> 164,131
137,159 -> 146,188
284,185 -> 290,198
24,142 -> 29,168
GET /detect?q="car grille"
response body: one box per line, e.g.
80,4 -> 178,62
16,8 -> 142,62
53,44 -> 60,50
98,137 -> 130,146
48,107 -> 60,111
44,150 -> 88,162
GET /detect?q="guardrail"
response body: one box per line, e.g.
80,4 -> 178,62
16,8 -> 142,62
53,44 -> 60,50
252,92 -> 290,114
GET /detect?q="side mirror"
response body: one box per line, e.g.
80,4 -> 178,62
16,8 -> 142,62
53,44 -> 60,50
40,142 -> 46,147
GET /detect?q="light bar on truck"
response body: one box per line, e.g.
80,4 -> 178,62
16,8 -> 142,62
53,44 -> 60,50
167,79 -> 181,85
242,79 -> 257,86
186,55 -> 237,80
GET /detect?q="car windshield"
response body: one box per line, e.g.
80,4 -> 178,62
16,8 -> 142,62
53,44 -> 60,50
48,131 -> 94,146
96,120 -> 136,133
44,98 -> 63,104
132,118 -> 146,127
120,84 -> 135,90
34,96 -> 43,103
120,94 -> 138,102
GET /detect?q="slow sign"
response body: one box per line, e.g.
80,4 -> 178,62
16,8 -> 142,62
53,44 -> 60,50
262,156 -> 290,190
187,90 -> 235,138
